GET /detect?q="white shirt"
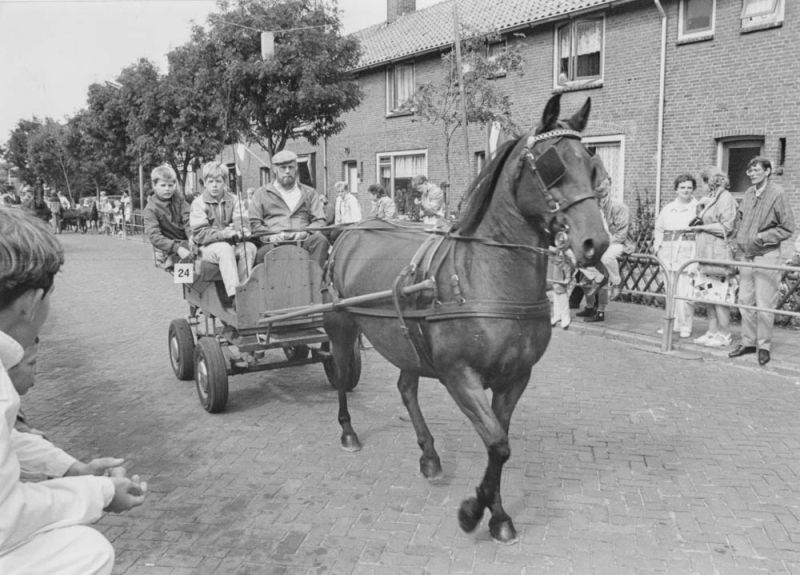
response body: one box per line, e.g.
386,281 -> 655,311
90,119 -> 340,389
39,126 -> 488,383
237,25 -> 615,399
275,183 -> 301,213
0,329 -> 115,554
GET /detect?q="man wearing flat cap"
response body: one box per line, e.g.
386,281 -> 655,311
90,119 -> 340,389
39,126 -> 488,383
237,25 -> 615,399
249,149 -> 330,268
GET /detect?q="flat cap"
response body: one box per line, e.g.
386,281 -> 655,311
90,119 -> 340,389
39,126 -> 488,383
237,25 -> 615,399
271,150 -> 298,165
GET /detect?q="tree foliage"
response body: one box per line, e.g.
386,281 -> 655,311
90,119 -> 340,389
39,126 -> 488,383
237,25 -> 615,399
409,29 -> 524,186
199,0 -> 362,157
4,118 -> 43,186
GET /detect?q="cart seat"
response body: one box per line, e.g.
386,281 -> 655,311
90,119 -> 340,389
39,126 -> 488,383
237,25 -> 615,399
195,260 -> 223,283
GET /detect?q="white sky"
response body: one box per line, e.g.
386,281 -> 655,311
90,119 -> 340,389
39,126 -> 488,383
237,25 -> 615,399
0,0 -> 439,143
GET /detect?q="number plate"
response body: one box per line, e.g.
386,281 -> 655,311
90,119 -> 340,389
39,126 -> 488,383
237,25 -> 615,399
174,262 -> 194,284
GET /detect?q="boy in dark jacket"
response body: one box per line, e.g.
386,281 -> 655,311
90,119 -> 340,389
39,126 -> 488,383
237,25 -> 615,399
143,165 -> 191,269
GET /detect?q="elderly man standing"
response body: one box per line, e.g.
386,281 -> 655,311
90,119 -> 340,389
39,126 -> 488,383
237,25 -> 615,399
728,156 -> 795,366
249,150 -> 330,269
412,175 -> 444,225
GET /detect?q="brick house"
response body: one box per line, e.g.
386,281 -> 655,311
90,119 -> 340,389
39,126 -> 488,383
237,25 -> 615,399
230,0 -> 796,229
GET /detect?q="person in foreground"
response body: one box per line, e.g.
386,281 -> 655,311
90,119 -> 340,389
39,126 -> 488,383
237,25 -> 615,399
249,149 -> 329,269
729,156 -> 795,366
0,207 -> 147,575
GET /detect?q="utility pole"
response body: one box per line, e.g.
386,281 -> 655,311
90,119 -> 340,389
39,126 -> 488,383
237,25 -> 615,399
452,0 -> 471,209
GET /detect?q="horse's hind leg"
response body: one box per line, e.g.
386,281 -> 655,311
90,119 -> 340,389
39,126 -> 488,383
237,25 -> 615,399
443,369 -> 527,544
397,370 -> 442,480
325,312 -> 361,452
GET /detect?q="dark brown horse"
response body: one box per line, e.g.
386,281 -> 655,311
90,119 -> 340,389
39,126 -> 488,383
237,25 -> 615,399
323,95 -> 609,543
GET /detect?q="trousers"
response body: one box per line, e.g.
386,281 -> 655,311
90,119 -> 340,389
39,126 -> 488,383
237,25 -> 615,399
200,241 -> 257,297
0,525 -> 114,575
255,232 -> 330,270
738,250 -> 781,350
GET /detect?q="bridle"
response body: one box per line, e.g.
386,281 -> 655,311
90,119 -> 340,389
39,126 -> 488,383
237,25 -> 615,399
521,128 -> 598,255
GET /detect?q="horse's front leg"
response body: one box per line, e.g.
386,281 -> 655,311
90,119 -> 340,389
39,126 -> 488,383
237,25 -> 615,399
325,312 -> 361,452
397,370 -> 442,480
443,369 -> 525,544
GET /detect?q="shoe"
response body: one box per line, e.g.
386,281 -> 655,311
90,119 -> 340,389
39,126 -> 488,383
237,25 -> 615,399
679,329 -> 691,338
610,285 -> 622,300
583,311 -> 605,323
728,345 -> 757,358
576,307 -> 597,318
693,332 -> 716,345
758,349 -> 770,366
656,327 -> 679,335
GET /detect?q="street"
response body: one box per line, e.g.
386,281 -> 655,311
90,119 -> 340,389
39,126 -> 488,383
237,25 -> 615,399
26,233 -> 800,574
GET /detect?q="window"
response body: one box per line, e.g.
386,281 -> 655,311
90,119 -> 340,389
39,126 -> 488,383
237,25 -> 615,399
556,18 -> 603,89
386,62 -> 415,115
718,138 -> 763,196
678,0 -> 715,41
376,150 -> 427,206
259,167 -> 271,186
475,151 -> 486,175
741,0 -> 784,32
583,136 -> 625,204
226,163 -> 238,195
343,161 -> 358,195
296,154 -> 316,188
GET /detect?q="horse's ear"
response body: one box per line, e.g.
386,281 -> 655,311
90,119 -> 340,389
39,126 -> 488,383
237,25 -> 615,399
538,94 -> 562,134
567,98 -> 592,132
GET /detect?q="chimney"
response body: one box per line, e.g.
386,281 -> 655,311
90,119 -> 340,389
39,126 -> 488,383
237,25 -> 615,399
387,0 -> 416,24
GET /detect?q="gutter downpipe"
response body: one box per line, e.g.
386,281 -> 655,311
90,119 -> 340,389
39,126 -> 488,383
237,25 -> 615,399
653,0 -> 666,216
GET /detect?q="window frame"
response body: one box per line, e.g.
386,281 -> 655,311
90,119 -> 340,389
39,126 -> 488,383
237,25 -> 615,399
385,61 -> 416,117
678,0 -> 716,43
740,0 -> 784,33
582,135 -> 625,204
553,16 -> 605,91
375,149 -> 428,199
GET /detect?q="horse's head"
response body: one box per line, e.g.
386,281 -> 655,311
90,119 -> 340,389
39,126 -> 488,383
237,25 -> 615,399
514,94 -> 609,267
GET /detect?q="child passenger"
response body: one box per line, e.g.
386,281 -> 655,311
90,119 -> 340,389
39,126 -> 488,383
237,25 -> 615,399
143,165 -> 191,269
190,162 -> 256,305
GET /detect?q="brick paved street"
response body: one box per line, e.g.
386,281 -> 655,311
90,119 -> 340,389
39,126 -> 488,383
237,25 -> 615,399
24,233 -> 800,574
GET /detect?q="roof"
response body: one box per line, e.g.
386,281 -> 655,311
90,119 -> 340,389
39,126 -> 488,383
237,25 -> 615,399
352,0 -> 623,70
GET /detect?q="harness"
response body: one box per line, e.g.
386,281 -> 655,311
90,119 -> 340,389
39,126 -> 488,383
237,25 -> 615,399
327,128 -> 594,369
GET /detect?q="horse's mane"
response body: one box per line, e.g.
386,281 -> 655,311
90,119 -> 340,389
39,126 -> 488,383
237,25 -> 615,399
453,137 -> 521,236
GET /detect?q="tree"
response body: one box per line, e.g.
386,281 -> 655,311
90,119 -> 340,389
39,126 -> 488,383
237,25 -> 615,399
199,0 -> 362,157
4,118 -> 44,186
409,29 -> 524,191
27,118 -> 78,203
85,82 -> 138,187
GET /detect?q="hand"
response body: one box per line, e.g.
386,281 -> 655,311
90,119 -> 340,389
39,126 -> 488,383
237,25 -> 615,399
268,232 -> 286,243
176,246 -> 191,259
106,473 -> 148,513
413,199 -> 420,205
292,231 -> 309,242
66,457 -> 125,477
224,228 -> 240,240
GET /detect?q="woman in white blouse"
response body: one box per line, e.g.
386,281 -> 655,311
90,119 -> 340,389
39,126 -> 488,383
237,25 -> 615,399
654,174 -> 699,338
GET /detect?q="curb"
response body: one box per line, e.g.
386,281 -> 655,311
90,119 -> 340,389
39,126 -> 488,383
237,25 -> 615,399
567,321 -> 800,379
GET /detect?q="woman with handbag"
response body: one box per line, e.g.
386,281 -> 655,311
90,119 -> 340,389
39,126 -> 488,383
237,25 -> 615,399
691,169 -> 738,347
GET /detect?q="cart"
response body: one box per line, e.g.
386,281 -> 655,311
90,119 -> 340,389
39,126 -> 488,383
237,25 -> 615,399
167,244 -> 361,413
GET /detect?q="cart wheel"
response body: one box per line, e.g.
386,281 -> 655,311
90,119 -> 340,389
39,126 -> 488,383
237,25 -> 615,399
284,344 -> 310,361
168,319 -> 195,380
324,338 -> 361,391
195,338 -> 229,413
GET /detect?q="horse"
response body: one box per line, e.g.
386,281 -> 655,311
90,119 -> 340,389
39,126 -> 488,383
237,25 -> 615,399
322,94 -> 610,543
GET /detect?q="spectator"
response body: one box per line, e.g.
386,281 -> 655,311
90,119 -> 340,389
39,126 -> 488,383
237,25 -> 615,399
691,168 -> 738,348
249,149 -> 330,269
654,174 -> 699,338
728,156 -> 796,366
411,175 -> 444,225
367,184 -> 396,220
333,181 -> 362,226
0,207 -> 147,574
143,164 -> 191,269
576,174 -> 631,322
57,190 -> 71,211
548,254 -> 573,329
191,161 -> 256,307
46,192 -> 62,235
243,188 -> 256,212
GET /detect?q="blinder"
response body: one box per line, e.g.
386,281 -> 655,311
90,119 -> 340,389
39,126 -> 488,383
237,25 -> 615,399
532,146 -> 566,190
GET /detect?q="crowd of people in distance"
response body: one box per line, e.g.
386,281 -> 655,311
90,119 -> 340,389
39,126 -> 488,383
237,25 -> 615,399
551,154 -> 796,367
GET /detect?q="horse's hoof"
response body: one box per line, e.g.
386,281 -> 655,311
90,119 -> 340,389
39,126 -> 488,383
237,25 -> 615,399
457,497 -> 484,533
490,519 -> 518,544
420,456 -> 442,480
340,433 -> 362,452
